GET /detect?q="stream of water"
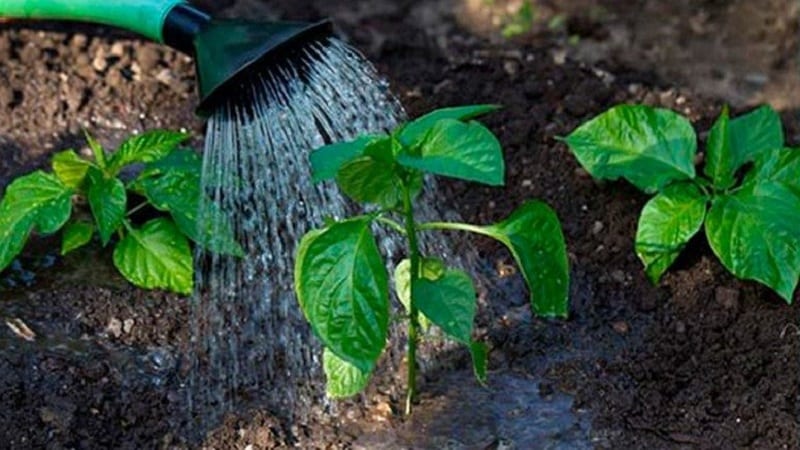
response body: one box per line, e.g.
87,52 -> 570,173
189,37 -> 463,432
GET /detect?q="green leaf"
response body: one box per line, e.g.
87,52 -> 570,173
413,268 -> 476,344
113,218 -> 193,295
137,170 -> 243,257
85,131 -> 107,169
108,130 -> 190,174
399,105 -> 501,146
394,258 -> 445,330
706,148 -> 800,302
52,150 -> 92,189
728,105 -> 784,172
294,217 -> 389,372
635,183 -> 707,283
470,341 -> 488,385
61,221 -> 94,255
87,169 -> 127,246
310,136 -> 381,183
138,148 -> 202,179
479,201 -> 569,318
562,104 -> 697,193
336,156 -> 403,208
323,347 -> 372,398
704,106 -> 735,189
0,171 -> 73,270
398,119 -> 504,186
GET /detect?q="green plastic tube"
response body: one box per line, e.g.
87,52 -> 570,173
0,0 -> 186,43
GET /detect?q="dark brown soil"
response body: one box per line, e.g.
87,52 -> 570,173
1,1 -> 798,449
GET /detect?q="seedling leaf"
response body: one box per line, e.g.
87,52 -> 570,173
310,136 -> 381,183
398,119 -> 504,186
480,201 -> 569,317
413,268 -> 476,344
61,221 -> 94,255
394,258 -> 445,331
113,218 -> 193,294
336,156 -> 403,208
87,168 -> 127,246
294,217 -> 389,372
704,106 -> 735,189
728,105 -> 784,173
323,347 -> 372,399
0,172 -> 73,270
108,130 -> 190,174
470,341 -> 488,385
562,104 -> 697,193
399,104 -> 501,146
706,148 -> 800,302
52,150 -> 92,189
635,183 -> 707,283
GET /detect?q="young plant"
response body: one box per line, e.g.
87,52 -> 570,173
0,130 -> 242,295
562,104 -> 800,302
294,105 -> 570,413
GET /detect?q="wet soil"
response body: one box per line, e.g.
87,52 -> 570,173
1,0 -> 799,448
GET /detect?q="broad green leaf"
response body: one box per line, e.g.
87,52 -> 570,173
85,131 -> 107,169
728,105 -> 784,172
108,130 -> 189,174
137,170 -> 243,257
294,218 -> 389,372
704,107 -> 735,189
413,268 -> 476,344
394,258 -> 445,330
336,156 -> 403,208
310,136 -> 381,183
562,105 -> 697,193
138,148 -> 202,179
398,119 -> 504,186
470,341 -> 488,385
52,150 -> 92,189
323,347 -> 372,398
61,221 -> 94,255
399,105 -> 501,146
706,149 -> 800,302
0,171 -> 73,270
113,218 -> 193,295
87,169 -> 127,246
1,171 -> 73,235
478,201 -> 569,317
635,183 -> 707,284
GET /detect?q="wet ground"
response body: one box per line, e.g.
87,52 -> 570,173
1,0 -> 799,448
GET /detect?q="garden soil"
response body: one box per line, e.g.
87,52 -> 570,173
1,0 -> 798,448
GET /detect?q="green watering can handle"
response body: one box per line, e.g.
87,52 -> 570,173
0,0 -> 187,43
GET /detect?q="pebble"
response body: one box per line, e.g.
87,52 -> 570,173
675,320 -> 687,334
92,49 -> 108,72
123,318 -> 135,334
591,221 -> 604,235
612,320 -> 629,334
611,270 -> 626,283
137,46 -> 162,72
106,318 -> 122,338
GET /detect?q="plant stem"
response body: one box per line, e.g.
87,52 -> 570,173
402,185 -> 421,415
418,221 -> 489,236
126,202 -> 149,217
376,216 -> 406,235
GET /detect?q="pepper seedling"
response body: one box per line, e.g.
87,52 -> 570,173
562,104 -> 800,302
0,130 -> 242,295
294,105 -> 570,413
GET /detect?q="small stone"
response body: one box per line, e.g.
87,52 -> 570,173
106,318 -> 122,338
371,401 -> 392,422
612,321 -> 629,334
69,34 -> 88,50
715,287 -> 740,310
92,49 -> 108,72
521,179 -> 533,187
611,270 -> 626,283
137,46 -> 162,72
675,320 -> 686,334
592,221 -> 604,235
110,42 -> 126,57
123,318 -> 134,334
503,60 -> 519,77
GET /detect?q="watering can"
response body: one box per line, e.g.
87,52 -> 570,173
0,0 -> 332,116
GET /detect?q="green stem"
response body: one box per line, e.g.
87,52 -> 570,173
418,221 -> 489,236
376,216 -> 406,235
403,185 -> 421,415
126,202 -> 149,217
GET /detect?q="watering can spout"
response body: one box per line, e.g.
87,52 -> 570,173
0,0 -> 333,117
162,4 -> 332,116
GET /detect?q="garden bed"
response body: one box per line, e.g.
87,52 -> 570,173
1,0 -> 798,448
